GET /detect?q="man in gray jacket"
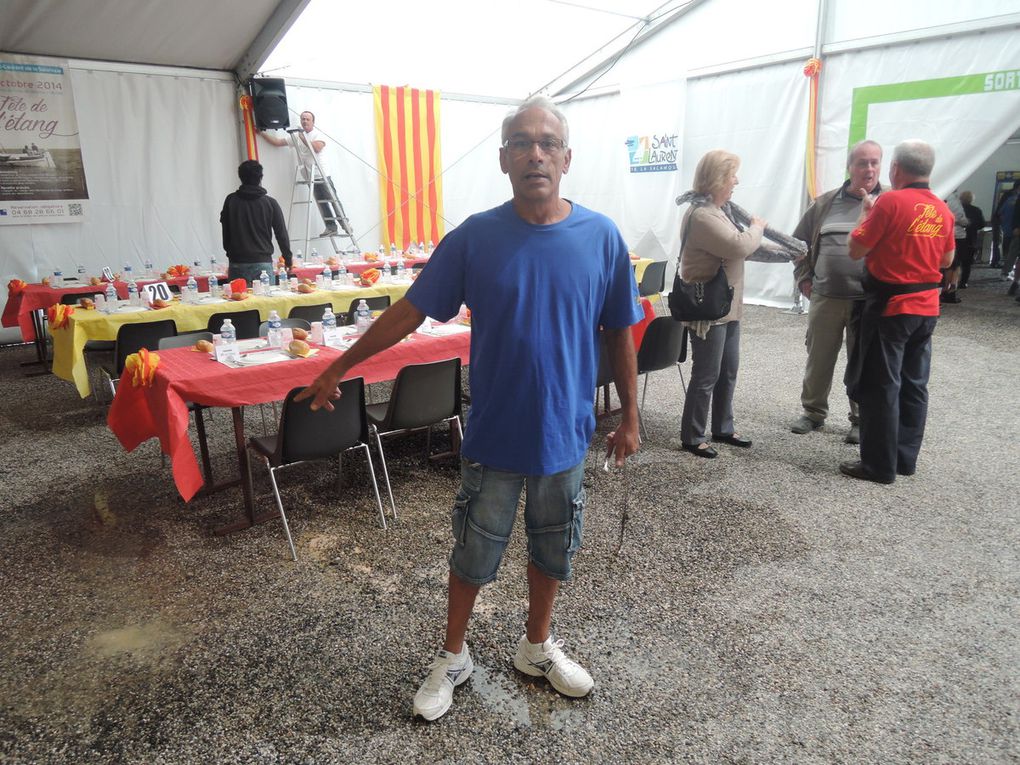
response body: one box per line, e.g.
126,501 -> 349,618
790,140 -> 883,444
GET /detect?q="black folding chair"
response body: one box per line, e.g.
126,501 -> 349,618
99,319 -> 177,399
638,260 -> 668,311
343,295 -> 391,325
207,309 -> 260,340
287,303 -> 332,323
247,379 -> 387,560
157,331 -> 213,350
365,358 -> 463,517
635,316 -> 688,439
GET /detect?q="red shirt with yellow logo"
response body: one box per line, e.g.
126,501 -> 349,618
850,186 -> 955,316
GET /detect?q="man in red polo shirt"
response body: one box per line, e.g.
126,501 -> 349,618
842,139 -> 955,484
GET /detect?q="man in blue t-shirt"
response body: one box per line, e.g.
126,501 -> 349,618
298,95 -> 642,721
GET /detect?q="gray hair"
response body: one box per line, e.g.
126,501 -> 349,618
847,139 -> 882,167
893,140 -> 935,177
501,95 -> 569,146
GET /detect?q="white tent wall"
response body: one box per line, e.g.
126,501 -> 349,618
0,62 -> 240,342
817,26 -> 1020,200
555,0 -> 1020,307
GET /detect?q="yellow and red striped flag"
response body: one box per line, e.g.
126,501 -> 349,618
374,85 -> 444,249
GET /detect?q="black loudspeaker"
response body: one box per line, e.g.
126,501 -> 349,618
250,78 -> 289,130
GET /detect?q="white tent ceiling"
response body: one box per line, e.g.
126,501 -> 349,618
0,0 -> 302,74
260,0 -> 694,99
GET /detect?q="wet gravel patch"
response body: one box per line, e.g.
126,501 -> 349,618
1,272 -> 1017,763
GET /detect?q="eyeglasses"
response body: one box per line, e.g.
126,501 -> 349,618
503,137 -> 566,156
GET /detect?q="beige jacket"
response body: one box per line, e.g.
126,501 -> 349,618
679,204 -> 763,323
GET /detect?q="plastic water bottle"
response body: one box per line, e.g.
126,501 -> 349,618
378,243 -> 386,260
278,265 -> 288,287
336,260 -> 348,285
192,259 -> 202,272
143,258 -> 153,276
321,263 -> 332,288
210,255 -> 218,273
267,309 -> 283,347
186,274 -> 198,303
123,263 -> 133,282
355,299 -> 371,334
53,269 -> 63,288
127,280 -> 139,306
419,241 -> 426,256
390,244 -> 398,261
295,249 -> 304,268
77,263 -> 87,279
220,318 -> 236,344
396,257 -> 406,280
426,241 -> 434,255
260,270 -> 271,293
407,241 -> 418,257
208,273 -> 218,295
322,305 -> 337,331
311,247 -> 320,264
105,281 -> 117,307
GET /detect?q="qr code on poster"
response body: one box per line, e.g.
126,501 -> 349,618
68,204 -> 83,217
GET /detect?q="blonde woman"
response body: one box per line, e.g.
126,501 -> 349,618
677,150 -> 766,458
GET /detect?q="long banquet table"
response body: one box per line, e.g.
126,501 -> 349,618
107,326 -> 473,532
3,275 -> 227,343
51,281 -> 413,397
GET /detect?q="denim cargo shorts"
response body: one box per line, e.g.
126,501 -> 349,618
449,458 -> 586,586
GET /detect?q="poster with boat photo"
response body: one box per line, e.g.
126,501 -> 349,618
0,53 -> 88,224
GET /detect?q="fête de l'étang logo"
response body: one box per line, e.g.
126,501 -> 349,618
626,133 -> 678,173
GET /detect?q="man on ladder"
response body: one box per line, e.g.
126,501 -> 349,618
260,110 -> 357,253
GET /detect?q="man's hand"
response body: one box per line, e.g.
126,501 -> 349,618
605,418 -> 639,468
799,280 -> 812,299
294,366 -> 345,411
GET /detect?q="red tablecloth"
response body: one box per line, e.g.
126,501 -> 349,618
631,298 -> 655,350
290,256 -> 428,281
3,274 -> 226,341
107,330 -> 472,502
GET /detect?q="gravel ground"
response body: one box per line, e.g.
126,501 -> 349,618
1,268 -> 1017,764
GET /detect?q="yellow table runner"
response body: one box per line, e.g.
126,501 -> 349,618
53,283 -> 411,397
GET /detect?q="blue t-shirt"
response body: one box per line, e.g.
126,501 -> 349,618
406,200 -> 642,475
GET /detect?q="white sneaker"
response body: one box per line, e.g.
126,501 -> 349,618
412,645 -> 473,721
513,635 -> 594,698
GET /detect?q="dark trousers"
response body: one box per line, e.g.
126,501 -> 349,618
958,241 -> 974,286
857,314 -> 937,480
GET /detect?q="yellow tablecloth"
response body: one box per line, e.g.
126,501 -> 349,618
53,282 -> 411,397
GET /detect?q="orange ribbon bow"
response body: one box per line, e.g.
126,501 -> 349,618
166,264 -> 191,277
803,57 -> 822,77
46,303 -> 74,330
8,279 -> 27,295
124,348 -> 160,387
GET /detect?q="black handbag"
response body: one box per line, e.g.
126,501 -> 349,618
668,266 -> 733,321
668,216 -> 733,321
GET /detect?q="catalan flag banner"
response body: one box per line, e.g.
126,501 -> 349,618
374,85 -> 444,249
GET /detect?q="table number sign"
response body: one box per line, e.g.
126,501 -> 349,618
143,282 -> 173,304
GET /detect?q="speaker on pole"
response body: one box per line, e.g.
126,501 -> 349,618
249,78 -> 289,130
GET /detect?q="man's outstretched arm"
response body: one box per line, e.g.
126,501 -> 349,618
295,298 -> 426,411
603,326 -> 640,466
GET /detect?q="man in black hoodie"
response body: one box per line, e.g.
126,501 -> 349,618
220,160 -> 292,283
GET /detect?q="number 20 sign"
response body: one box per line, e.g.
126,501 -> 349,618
143,282 -> 173,303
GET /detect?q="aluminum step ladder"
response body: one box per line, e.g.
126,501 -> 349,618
286,128 -> 360,257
